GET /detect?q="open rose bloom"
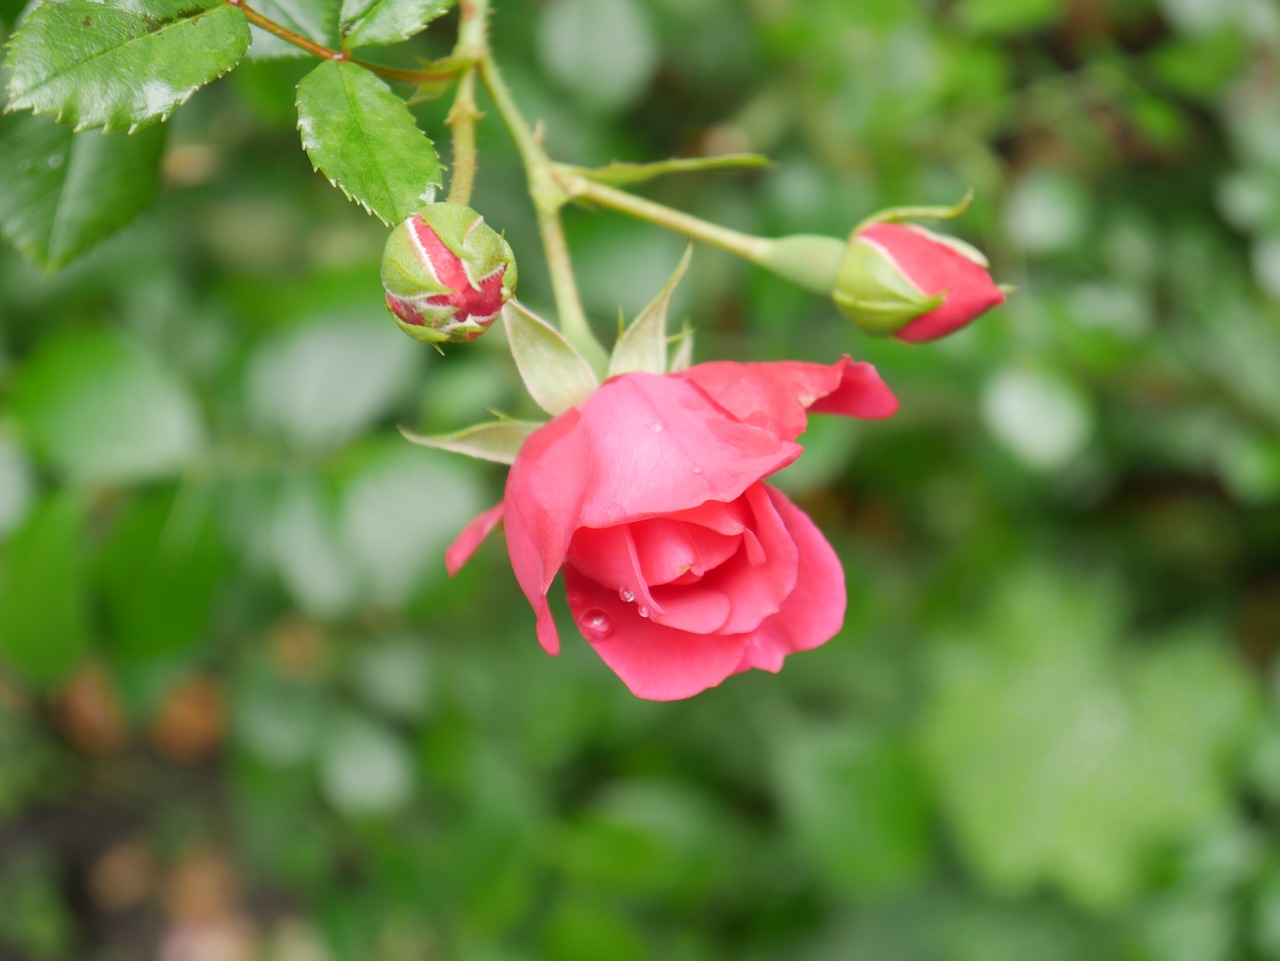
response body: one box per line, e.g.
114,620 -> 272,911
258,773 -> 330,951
447,356 -> 897,700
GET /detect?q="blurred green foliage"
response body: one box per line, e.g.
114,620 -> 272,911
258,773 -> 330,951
1,0 -> 1279,958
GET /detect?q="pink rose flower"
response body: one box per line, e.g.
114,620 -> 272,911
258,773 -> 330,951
446,356 -> 898,700
852,223 -> 1005,343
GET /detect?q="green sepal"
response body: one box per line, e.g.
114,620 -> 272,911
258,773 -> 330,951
608,245 -> 692,378
851,189 -> 974,234
669,324 -> 694,372
503,302 -> 600,417
833,235 -> 945,336
564,153 -> 773,187
390,311 -> 449,344
750,234 -> 846,295
399,419 -> 543,465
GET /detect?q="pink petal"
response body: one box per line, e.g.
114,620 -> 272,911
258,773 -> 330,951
573,373 -> 800,528
565,525 -> 637,592
860,223 -> 1005,343
662,498 -> 751,536
647,584 -> 732,633
445,503 -> 504,576
691,484 -> 799,635
564,567 -> 748,700
735,486 -> 846,674
680,356 -> 898,441
807,359 -> 899,420
628,517 -> 740,585
503,409 -> 591,644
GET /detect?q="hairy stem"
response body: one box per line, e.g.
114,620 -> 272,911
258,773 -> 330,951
474,23 -> 608,372
444,2 -> 487,206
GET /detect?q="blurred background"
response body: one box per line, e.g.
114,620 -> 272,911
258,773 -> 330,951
2,0 -> 1280,958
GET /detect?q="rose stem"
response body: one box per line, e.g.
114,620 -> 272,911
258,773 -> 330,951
472,3 -> 609,374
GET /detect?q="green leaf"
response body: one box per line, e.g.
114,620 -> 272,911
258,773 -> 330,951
503,301 -> 599,417
246,0 -> 339,58
399,419 -> 542,465
4,0 -> 251,132
340,0 -> 454,49
0,111 -> 164,270
568,153 -> 773,187
608,245 -> 690,378
295,59 -> 442,225
9,328 -> 204,486
0,492 -> 88,688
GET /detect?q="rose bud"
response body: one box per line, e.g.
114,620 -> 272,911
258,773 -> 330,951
832,222 -> 1005,342
444,356 -> 899,701
380,203 -> 517,344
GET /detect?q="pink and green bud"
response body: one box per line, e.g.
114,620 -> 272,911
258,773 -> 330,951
833,223 -> 1004,342
381,203 -> 517,345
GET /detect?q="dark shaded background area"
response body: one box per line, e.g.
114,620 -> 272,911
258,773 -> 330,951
1,0 -> 1279,958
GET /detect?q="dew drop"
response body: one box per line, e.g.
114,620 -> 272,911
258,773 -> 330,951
637,605 -> 650,618
567,592 -> 584,607
46,154 -> 65,170
619,587 -> 635,603
579,609 -> 612,637
691,467 -> 703,475
649,421 -> 664,433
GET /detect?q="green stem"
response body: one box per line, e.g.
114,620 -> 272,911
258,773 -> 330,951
474,33 -> 608,372
227,0 -> 348,61
445,69 -> 479,205
554,168 -> 769,263
227,0 -> 470,86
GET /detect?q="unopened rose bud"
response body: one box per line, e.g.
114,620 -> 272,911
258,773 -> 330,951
381,203 -> 517,344
833,223 -> 1004,342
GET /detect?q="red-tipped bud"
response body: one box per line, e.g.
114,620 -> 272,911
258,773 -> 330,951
380,203 -> 517,345
836,223 -> 1005,342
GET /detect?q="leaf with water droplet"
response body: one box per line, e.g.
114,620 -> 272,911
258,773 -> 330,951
5,0 -> 251,132
0,111 -> 165,271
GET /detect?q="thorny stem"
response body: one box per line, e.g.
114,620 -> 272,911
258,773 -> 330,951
444,71 -> 479,205
471,8 -> 609,372
444,5 -> 484,206
228,0 -> 777,373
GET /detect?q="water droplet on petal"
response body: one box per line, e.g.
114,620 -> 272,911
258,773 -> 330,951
637,605 -> 650,618
649,422 -> 664,433
619,588 -> 635,603
579,609 -> 612,637
567,592 -> 584,606
691,467 -> 702,475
